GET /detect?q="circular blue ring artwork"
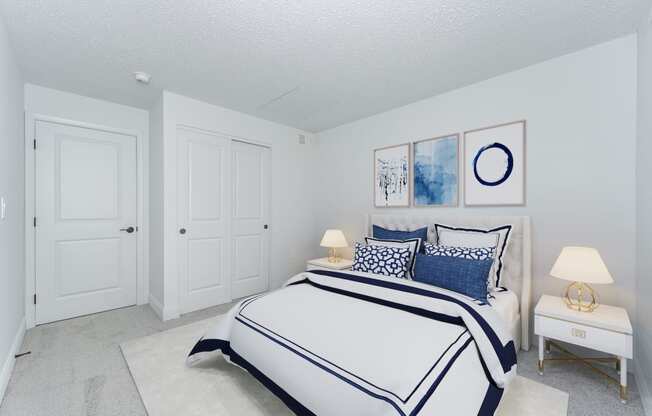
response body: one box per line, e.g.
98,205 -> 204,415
473,142 -> 514,186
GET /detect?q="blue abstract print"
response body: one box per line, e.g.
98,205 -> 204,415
414,135 -> 458,206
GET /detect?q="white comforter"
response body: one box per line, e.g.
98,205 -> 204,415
187,269 -> 517,416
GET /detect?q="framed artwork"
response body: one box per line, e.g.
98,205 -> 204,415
374,143 -> 411,207
413,134 -> 459,206
464,120 -> 526,206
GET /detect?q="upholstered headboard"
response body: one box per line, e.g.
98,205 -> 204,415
366,214 -> 532,350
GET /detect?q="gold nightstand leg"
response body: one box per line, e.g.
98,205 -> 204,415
619,357 -> 628,404
620,385 -> 628,404
538,360 -> 544,375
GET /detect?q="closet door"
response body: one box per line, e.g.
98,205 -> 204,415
177,128 -> 231,313
231,141 -> 271,299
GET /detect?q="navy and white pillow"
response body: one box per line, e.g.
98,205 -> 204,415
372,225 -> 428,253
365,237 -> 421,278
352,242 -> 412,279
424,243 -> 495,261
434,223 -> 512,290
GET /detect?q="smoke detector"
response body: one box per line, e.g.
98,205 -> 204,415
133,71 -> 151,85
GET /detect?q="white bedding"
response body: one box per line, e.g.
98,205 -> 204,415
188,269 -> 517,415
489,289 -> 519,329
489,289 -> 521,348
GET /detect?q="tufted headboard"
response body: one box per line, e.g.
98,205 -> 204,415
366,213 -> 532,350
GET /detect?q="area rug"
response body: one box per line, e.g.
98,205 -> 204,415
120,316 -> 569,416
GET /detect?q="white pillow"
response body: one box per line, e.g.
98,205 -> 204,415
434,224 -> 512,290
437,230 -> 499,249
364,237 -> 421,279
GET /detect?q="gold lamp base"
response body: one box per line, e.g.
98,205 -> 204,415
563,281 -> 598,312
327,248 -> 340,263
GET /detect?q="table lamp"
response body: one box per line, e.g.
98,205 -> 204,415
320,229 -> 348,263
550,246 -> 613,312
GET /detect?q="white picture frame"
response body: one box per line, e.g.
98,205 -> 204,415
413,134 -> 459,207
464,120 -> 526,206
374,143 -> 411,208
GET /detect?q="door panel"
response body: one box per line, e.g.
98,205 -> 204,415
189,141 -> 223,220
231,141 -> 270,299
35,121 -> 138,324
233,150 -> 262,219
56,238 -> 121,297
58,139 -> 119,219
177,128 -> 230,313
188,238 -> 224,292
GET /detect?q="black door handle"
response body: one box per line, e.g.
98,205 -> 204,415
179,228 -> 186,235
120,226 -> 135,233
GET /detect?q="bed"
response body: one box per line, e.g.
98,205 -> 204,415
187,214 -> 532,415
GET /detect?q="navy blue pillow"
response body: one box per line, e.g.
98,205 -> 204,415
413,254 -> 493,302
372,225 -> 428,253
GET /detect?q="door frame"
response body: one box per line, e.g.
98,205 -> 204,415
24,113 -> 149,329
174,124 -> 273,311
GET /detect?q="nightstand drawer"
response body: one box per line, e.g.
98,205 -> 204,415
306,258 -> 353,271
535,315 -> 632,358
306,264 -> 352,271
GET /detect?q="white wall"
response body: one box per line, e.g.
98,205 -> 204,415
150,91 -> 318,319
636,18 -> 652,415
314,35 -> 638,343
0,13 -> 24,402
23,84 -> 150,325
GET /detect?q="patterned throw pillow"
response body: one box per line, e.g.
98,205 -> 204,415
352,242 -> 412,279
413,254 -> 493,302
424,243 -> 495,261
364,237 -> 421,278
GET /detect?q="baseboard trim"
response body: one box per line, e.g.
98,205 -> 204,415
636,364 -> 652,416
148,295 -> 179,322
0,317 -> 26,405
148,294 -> 165,320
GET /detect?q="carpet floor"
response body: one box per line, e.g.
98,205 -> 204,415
0,303 -> 645,416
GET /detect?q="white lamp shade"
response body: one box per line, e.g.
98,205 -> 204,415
550,246 -> 613,284
320,229 -> 348,248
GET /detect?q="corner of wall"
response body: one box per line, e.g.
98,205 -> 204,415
636,14 -> 652,416
147,293 -> 179,321
0,318 -> 26,404
637,362 -> 652,416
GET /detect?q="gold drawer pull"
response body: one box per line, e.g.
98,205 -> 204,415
571,328 -> 587,339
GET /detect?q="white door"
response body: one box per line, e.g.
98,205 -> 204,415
231,140 -> 271,299
35,121 -> 138,324
177,128 -> 231,313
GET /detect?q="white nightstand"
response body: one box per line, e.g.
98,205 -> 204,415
306,257 -> 353,271
534,295 -> 633,403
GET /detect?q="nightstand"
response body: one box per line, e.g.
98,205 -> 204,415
306,257 -> 353,271
534,295 -> 633,403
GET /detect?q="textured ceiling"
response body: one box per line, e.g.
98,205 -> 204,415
0,0 -> 648,132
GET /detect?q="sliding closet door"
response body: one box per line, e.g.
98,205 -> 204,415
177,128 -> 231,314
231,141 -> 271,299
